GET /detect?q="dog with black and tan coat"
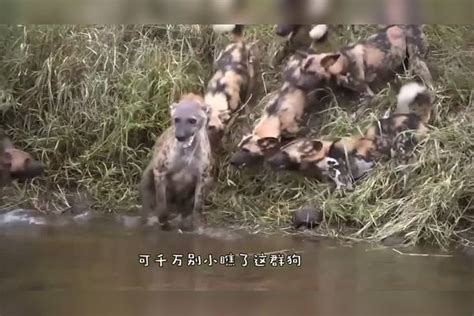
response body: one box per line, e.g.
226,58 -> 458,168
267,82 -> 433,190
207,25 -> 256,148
296,25 -> 433,97
229,52 -> 315,168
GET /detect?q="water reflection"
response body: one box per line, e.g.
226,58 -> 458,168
0,209 -> 472,315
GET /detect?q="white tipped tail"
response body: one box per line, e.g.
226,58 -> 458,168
309,24 -> 328,41
396,82 -> 432,123
397,82 -> 427,113
212,24 -> 237,33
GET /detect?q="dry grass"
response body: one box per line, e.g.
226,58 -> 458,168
0,24 -> 472,247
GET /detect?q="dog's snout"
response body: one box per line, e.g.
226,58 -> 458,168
267,152 -> 286,169
229,156 -> 240,166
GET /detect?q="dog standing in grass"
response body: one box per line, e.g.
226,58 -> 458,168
207,25 -> 256,148
297,25 -> 433,96
139,94 -> 213,231
267,82 -> 433,190
0,137 -> 44,187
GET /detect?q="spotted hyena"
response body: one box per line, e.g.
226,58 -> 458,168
140,94 -> 213,231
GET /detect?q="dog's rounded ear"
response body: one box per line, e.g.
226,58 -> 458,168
301,139 -> 322,153
257,137 -> 279,149
311,140 -> 324,151
320,53 -> 341,70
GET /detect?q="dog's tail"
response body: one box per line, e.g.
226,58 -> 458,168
212,24 -> 244,42
396,82 -> 433,123
309,24 -> 328,42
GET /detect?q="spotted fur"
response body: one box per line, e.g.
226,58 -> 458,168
140,94 -> 213,231
230,54 -> 311,168
268,82 -> 433,190
298,25 -> 433,95
206,24 -> 256,148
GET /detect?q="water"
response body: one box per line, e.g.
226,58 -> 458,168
0,209 -> 473,316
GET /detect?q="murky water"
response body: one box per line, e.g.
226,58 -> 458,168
0,209 -> 473,316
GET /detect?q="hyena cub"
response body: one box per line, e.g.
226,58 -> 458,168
0,137 -> 44,187
268,82 -> 433,190
230,53 -> 312,168
297,25 -> 433,96
140,94 -> 213,231
206,25 -> 256,147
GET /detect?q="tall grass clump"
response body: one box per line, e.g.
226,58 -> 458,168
0,25 -> 472,247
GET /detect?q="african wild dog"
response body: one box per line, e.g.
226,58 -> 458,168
139,94 -> 213,231
0,138 -> 44,187
229,53 -> 314,168
206,25 -> 256,147
275,0 -> 329,47
297,25 -> 433,96
267,82 -> 433,190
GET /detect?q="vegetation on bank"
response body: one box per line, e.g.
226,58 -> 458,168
0,25 -> 472,247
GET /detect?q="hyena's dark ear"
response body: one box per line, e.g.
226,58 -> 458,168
169,102 -> 178,112
257,137 -> 279,149
320,53 -> 341,70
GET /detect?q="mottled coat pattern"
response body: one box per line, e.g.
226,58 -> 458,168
230,53 -> 312,168
268,82 -> 433,190
206,25 -> 256,147
298,25 -> 433,95
140,94 -> 213,231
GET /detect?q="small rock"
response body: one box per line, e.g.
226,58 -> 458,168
293,205 -> 323,230
381,234 -> 407,247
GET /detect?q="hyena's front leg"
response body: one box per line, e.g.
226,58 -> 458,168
180,171 -> 211,232
139,163 -> 156,225
154,172 -> 171,231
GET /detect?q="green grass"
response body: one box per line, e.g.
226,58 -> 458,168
0,25 -> 472,248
